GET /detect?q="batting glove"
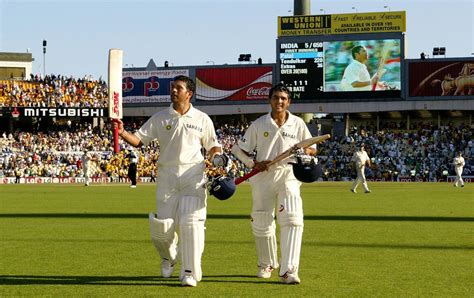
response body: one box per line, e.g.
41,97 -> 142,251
212,154 -> 228,168
213,153 -> 232,169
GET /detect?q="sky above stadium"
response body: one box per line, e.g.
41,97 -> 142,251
0,0 -> 472,80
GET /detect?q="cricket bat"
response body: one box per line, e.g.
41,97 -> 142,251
371,41 -> 392,91
234,134 -> 330,185
108,49 -> 123,153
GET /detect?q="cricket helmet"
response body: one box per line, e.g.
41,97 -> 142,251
209,175 -> 236,200
291,156 -> 322,183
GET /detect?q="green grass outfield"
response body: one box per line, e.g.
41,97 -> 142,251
0,182 -> 472,296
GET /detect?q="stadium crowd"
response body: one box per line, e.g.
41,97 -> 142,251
317,122 -> 473,181
0,74 -> 108,107
0,117 -> 472,183
0,120 -> 157,181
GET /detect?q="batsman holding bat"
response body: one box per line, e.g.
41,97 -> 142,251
232,83 -> 320,284
340,45 -> 388,91
113,75 -> 225,287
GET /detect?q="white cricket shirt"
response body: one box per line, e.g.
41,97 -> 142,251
454,156 -> 465,170
238,111 -> 314,167
82,153 -> 90,169
135,104 -> 220,167
353,149 -> 370,168
340,59 -> 371,91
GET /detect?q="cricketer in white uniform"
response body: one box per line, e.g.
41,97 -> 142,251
234,84 -> 316,284
340,45 -> 383,91
453,151 -> 465,187
82,150 -> 92,186
114,76 -> 222,287
351,143 -> 372,193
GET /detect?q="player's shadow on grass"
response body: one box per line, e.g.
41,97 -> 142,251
200,275 -> 278,284
0,275 -> 278,286
308,242 -> 474,250
0,275 -> 182,287
0,213 -> 473,222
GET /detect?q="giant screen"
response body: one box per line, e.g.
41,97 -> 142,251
278,38 -> 402,101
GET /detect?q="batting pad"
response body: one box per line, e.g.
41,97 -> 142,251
251,211 -> 279,269
277,195 -> 304,276
179,196 -> 206,282
149,213 -> 178,263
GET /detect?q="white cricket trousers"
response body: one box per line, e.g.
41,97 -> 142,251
454,167 -> 464,187
155,162 -> 207,282
352,166 -> 369,192
250,165 -> 304,276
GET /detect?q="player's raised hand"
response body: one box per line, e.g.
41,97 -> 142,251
112,119 -> 124,135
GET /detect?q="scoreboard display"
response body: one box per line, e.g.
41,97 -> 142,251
280,42 -> 325,97
278,37 -> 403,101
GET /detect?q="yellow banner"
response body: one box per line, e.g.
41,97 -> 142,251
278,11 -> 406,36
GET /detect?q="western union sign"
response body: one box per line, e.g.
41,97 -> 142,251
278,11 -> 406,36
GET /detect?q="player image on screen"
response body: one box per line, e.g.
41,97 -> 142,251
324,39 -> 401,92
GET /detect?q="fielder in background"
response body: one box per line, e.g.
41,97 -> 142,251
113,75 -> 223,287
127,149 -> 138,188
453,151 -> 465,188
350,143 -> 372,193
232,83 -> 317,284
82,149 -> 96,186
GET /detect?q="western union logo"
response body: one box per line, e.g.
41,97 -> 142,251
280,15 -> 331,29
278,11 -> 405,36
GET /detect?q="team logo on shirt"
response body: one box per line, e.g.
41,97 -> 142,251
263,132 -> 269,137
166,125 -> 172,130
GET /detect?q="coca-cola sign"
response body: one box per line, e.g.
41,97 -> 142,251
196,66 -> 273,101
246,86 -> 271,98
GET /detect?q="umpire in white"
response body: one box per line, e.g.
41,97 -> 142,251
232,83 -> 316,284
113,75 -> 223,287
350,143 -> 372,193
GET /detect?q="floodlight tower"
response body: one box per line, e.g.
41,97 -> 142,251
293,0 -> 313,124
294,0 -> 310,15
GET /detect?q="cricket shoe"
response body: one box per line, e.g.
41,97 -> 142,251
161,259 -> 176,278
280,270 -> 301,284
181,273 -> 197,287
365,190 -> 371,193
350,189 -> 356,193
257,265 -> 274,278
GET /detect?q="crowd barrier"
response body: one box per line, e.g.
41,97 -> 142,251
0,176 -> 471,184
0,177 -> 155,184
